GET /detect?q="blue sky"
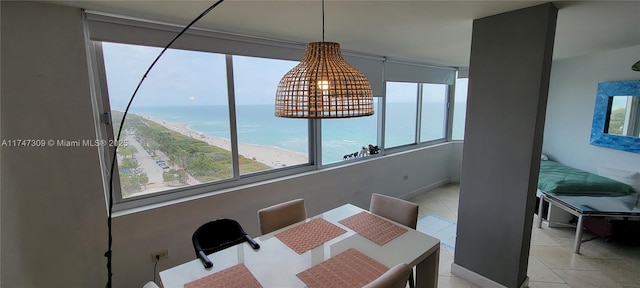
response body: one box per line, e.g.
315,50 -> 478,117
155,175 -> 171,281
103,42 -> 296,109
611,96 -> 629,109
102,42 -> 457,110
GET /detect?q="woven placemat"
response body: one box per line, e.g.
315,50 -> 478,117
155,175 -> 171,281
275,218 -> 347,254
183,263 -> 262,288
339,211 -> 408,245
296,248 -> 388,288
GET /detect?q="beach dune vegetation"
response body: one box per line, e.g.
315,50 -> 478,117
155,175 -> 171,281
115,151 -> 149,197
118,145 -> 137,159
119,173 -> 149,197
608,107 -> 626,135
112,111 -> 270,192
163,169 -> 188,186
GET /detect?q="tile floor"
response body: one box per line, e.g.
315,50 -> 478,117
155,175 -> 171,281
407,183 -> 640,288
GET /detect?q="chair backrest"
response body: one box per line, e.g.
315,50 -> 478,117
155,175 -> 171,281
192,218 -> 260,268
257,198 -> 307,235
363,263 -> 412,288
369,193 -> 419,229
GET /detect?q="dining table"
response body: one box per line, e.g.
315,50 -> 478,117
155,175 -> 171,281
159,203 -> 440,288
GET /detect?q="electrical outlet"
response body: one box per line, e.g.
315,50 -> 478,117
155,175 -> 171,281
151,249 -> 169,262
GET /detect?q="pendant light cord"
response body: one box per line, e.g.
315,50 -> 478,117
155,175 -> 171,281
322,0 -> 325,42
104,1 -> 225,287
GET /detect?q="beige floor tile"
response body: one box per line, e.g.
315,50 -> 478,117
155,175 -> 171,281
624,256 -> 640,268
439,246 -> 454,276
409,183 -> 640,288
442,200 -> 460,212
585,258 -> 640,286
528,281 -> 572,288
416,204 -> 446,218
553,269 -> 623,288
436,192 -> 460,202
530,227 -> 563,247
599,239 -> 640,260
550,236 -> 585,252
434,211 -> 458,223
527,256 -> 565,283
444,245 -> 456,257
549,232 -> 639,259
417,189 -> 444,200
436,276 -> 475,288
570,238 -> 628,259
530,245 -> 596,270
537,225 -> 579,240
419,202 -> 457,221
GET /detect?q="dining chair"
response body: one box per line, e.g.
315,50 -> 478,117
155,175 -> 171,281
257,198 -> 307,235
362,262 -> 412,288
192,218 -> 260,268
370,193 -> 419,229
369,193 -> 419,288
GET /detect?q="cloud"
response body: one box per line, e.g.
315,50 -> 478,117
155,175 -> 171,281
102,43 -> 299,108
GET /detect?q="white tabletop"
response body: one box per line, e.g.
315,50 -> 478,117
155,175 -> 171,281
160,204 -> 440,288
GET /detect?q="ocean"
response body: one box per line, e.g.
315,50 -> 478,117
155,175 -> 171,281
129,103 -> 465,164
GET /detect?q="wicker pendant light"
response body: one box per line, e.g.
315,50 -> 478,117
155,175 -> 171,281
275,1 -> 374,118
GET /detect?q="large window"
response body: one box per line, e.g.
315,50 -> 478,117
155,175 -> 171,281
88,13 -> 459,209
232,55 -> 308,171
384,82 -> 448,148
100,43 -> 312,200
452,77 -> 468,140
321,98 -> 380,165
103,43 -> 233,198
385,82 -> 418,147
420,84 -> 448,142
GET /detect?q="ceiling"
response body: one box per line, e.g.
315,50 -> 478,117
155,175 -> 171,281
55,0 -> 640,67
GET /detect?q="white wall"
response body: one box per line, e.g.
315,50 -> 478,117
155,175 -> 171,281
449,142 -> 464,182
0,2 -> 461,287
543,45 -> 640,175
113,144 -> 453,287
1,2 -> 108,287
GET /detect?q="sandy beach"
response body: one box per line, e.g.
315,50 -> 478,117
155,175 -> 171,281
142,116 -> 308,168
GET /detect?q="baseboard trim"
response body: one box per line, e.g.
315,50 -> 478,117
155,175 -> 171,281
547,221 -> 576,228
400,178 -> 451,200
451,263 -> 529,288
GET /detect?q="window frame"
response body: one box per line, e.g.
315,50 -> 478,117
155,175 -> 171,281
383,81 -> 420,149
319,97 -> 383,166
90,41 -> 318,211
420,82 -> 450,143
382,81 -> 451,153
451,73 -> 469,141
85,12 -> 459,212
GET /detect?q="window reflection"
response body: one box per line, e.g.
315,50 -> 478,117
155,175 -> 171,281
606,96 -> 640,138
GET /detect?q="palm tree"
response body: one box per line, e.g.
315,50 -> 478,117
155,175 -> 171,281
118,145 -> 138,159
